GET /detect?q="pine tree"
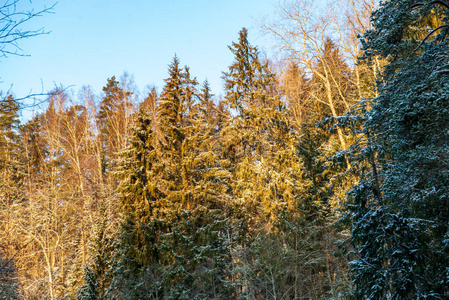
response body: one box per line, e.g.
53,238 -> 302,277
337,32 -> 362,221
343,0 -> 449,298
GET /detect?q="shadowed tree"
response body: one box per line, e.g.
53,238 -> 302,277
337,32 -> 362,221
341,0 -> 449,298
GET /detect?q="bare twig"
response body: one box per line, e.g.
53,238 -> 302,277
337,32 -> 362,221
0,0 -> 56,59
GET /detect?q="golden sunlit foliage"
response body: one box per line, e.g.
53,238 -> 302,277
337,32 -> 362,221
0,0 -> 391,299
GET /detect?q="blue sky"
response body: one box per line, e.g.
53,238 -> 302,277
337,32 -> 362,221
1,0 -> 280,106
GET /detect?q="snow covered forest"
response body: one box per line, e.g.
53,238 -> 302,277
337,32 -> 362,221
2,0 -> 449,298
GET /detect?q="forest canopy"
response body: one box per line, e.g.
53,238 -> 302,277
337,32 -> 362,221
2,0 -> 449,299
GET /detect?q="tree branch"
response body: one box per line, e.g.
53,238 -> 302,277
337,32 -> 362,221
414,24 -> 449,51
409,1 -> 449,11
0,1 -> 56,59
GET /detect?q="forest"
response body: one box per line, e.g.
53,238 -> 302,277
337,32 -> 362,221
1,0 -> 449,299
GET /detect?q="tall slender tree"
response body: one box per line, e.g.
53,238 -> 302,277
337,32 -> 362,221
221,28 -> 313,297
112,57 -> 233,299
0,95 -> 23,222
97,75 -> 133,184
0,95 -> 22,300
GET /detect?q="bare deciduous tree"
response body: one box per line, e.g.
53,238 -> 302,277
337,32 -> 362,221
262,0 -> 380,150
0,0 -> 55,59
1,0 -> 58,107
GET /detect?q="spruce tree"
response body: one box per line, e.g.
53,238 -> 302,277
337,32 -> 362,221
113,58 -> 233,299
221,27 -> 297,227
343,0 -> 449,298
112,104 -> 161,299
0,95 -> 23,207
0,250 -> 19,300
77,204 -> 113,300
97,76 -> 132,181
313,38 -> 356,119
0,95 -> 24,269
279,38 -> 356,298
221,28 -> 310,297
156,59 -> 233,298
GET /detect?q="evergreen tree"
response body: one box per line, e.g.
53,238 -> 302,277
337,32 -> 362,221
221,28 -> 310,297
281,62 -> 313,128
343,0 -> 449,298
20,115 -> 46,185
77,267 -> 99,300
97,76 -> 132,181
312,38 -> 356,119
0,254 -> 19,300
280,39 -> 355,298
221,28 -> 296,228
113,58 -> 233,299
155,59 -> 233,298
0,95 -> 24,271
112,105 -> 161,299
0,95 -> 23,209
77,205 -> 113,300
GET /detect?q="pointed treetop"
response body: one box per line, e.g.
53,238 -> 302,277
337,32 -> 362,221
223,28 -> 275,114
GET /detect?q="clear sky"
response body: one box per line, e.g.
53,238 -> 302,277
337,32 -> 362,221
1,0 -> 280,107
